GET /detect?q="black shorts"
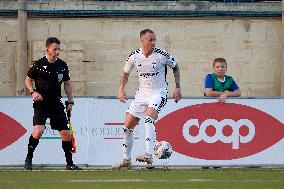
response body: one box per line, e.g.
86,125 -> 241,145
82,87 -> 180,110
33,100 -> 69,131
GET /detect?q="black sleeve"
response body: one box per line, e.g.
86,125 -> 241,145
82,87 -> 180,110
27,62 -> 37,79
62,63 -> 70,81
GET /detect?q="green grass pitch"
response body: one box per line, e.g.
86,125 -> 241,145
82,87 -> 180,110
1,168 -> 284,189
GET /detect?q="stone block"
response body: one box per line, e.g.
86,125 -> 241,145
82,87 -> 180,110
60,19 -> 103,41
0,61 -> 16,83
67,60 -> 85,82
0,42 -> 17,62
0,82 -> 16,96
0,19 -> 18,42
61,81 -> 86,96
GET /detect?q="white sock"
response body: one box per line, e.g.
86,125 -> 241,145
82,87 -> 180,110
144,116 -> 156,155
122,127 -> 133,160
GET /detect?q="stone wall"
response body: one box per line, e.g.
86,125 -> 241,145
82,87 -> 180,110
0,1 -> 282,97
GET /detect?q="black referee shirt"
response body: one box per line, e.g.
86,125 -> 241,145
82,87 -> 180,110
27,56 -> 70,101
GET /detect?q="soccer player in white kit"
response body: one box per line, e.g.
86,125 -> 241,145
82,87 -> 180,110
113,29 -> 181,169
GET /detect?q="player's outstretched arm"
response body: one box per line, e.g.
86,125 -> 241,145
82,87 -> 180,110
172,64 -> 182,103
118,71 -> 129,103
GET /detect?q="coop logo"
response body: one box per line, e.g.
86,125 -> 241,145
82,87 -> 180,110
183,119 -> 255,149
0,112 -> 27,150
155,103 -> 284,160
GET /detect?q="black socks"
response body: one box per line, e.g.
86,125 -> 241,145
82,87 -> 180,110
26,135 -> 73,166
62,141 -> 73,166
27,135 -> 39,158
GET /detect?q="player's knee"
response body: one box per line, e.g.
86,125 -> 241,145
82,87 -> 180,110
32,133 -> 42,139
32,131 -> 44,139
32,125 -> 45,139
60,130 -> 71,141
124,118 -> 139,129
124,122 -> 136,129
125,113 -> 139,129
145,108 -> 158,119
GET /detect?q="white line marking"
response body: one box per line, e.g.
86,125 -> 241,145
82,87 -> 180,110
68,179 -> 280,183
70,179 -> 148,183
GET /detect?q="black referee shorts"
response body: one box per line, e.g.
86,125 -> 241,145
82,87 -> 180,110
33,100 -> 69,131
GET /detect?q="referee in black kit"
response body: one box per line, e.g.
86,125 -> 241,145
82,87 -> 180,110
24,37 -> 80,170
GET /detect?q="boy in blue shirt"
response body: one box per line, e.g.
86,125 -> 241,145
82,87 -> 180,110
204,58 -> 241,103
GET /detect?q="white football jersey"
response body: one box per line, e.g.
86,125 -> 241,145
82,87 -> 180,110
124,48 -> 177,92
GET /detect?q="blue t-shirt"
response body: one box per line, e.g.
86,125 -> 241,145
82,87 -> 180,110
204,74 -> 239,92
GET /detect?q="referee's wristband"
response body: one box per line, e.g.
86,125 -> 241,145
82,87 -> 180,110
30,89 -> 36,95
66,101 -> 74,105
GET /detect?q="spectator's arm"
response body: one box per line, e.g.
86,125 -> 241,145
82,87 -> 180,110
224,89 -> 241,97
205,88 -> 224,97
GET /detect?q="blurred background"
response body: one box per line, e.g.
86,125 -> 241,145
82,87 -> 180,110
0,0 -> 283,97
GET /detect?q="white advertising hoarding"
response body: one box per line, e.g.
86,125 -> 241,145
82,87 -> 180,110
1,97 -> 284,167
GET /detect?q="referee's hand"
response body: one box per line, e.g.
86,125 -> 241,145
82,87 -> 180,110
32,92 -> 43,101
66,104 -> 73,113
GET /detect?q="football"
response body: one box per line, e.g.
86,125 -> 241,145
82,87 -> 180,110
154,141 -> 173,159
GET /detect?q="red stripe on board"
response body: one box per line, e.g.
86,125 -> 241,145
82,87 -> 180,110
104,123 -> 124,125
104,137 -> 139,140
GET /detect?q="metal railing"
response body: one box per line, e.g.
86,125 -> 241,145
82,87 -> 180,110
0,0 -> 282,17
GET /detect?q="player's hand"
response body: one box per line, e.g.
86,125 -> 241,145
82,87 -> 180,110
173,88 -> 182,103
32,92 -> 43,101
118,90 -> 127,103
219,92 -> 228,103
